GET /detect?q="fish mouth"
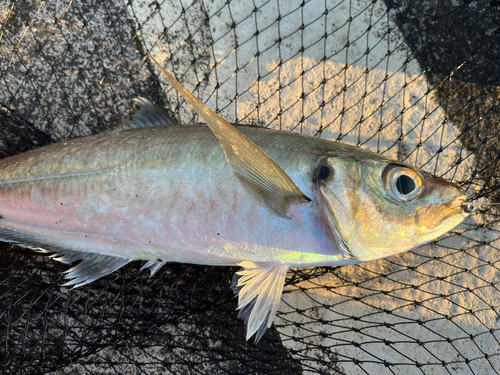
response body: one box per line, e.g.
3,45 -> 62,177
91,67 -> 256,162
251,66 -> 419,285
433,194 -> 470,228
417,194 -> 469,230
444,194 -> 469,220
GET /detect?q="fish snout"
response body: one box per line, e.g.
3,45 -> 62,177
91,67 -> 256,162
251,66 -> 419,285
416,193 -> 468,230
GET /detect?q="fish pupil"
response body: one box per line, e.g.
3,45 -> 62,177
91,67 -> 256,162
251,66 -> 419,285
396,174 -> 416,195
318,165 -> 331,181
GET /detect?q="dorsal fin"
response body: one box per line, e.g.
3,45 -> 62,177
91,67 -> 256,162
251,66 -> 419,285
124,97 -> 178,129
146,51 -> 310,217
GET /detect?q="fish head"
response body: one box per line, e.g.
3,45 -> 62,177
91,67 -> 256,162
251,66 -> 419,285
316,155 -> 468,262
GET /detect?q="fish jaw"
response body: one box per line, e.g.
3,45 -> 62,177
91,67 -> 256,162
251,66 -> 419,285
414,193 -> 469,241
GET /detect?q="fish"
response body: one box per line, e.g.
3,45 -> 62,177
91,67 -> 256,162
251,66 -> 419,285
0,54 -> 469,343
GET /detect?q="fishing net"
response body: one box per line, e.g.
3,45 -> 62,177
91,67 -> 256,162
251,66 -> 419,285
1,0 -> 499,373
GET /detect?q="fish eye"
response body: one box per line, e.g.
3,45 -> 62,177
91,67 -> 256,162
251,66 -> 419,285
396,174 -> 416,195
383,165 -> 423,202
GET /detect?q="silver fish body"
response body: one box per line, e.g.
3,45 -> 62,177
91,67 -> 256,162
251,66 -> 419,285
0,56 -> 469,341
0,125 -> 356,267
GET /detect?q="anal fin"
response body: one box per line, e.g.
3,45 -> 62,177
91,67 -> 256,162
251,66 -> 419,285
0,226 -> 134,288
231,261 -> 288,342
38,248 -> 131,288
140,258 -> 167,276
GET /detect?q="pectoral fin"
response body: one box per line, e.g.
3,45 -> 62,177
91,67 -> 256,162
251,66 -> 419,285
231,261 -> 288,342
147,51 -> 310,217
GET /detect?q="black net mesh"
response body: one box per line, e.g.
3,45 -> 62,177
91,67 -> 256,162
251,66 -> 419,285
1,0 -> 500,373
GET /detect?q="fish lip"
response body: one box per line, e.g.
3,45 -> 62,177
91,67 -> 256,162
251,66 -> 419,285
317,192 -> 356,260
419,194 -> 469,230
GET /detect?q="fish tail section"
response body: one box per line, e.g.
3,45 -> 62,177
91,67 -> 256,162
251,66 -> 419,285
231,261 -> 288,342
